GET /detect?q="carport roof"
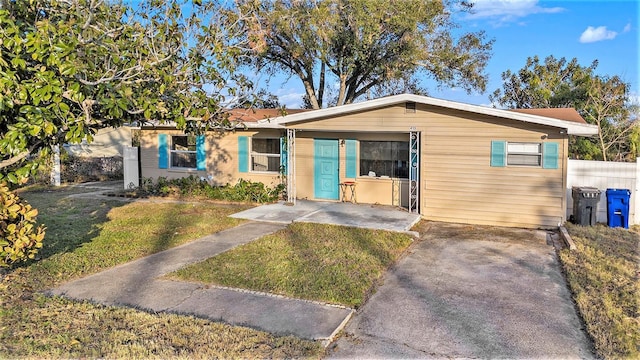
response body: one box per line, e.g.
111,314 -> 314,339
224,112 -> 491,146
269,94 -> 598,136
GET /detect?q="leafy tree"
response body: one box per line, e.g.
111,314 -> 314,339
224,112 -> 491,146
0,0 -> 249,267
583,75 -> 635,161
0,0 -> 250,185
233,89 -> 282,109
490,55 -> 637,161
490,56 -> 596,109
232,0 -> 494,109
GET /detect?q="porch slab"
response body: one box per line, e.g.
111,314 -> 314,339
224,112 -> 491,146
231,200 -> 421,234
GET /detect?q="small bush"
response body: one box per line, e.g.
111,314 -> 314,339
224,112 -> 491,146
139,176 -> 284,203
0,183 -> 45,268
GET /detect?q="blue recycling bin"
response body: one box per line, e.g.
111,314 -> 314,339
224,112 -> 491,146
605,189 -> 631,229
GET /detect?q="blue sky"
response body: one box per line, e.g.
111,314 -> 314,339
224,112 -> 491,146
266,0 -> 639,108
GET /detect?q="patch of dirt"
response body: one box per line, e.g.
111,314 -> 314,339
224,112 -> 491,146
414,220 -> 550,245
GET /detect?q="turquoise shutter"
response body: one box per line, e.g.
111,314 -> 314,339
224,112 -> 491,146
196,135 -> 206,171
490,140 -> 506,167
345,139 -> 357,178
543,142 -> 559,169
238,136 -> 248,173
280,137 -> 287,174
158,134 -> 168,169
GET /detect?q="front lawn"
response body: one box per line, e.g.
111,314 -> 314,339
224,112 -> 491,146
560,223 -> 640,359
170,222 -> 415,308
0,186 -> 321,358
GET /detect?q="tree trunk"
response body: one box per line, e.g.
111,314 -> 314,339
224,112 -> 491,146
318,62 -> 325,109
598,124 -> 608,161
336,74 -> 347,106
301,78 -> 320,109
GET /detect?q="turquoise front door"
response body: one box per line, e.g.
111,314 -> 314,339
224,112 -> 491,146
314,139 -> 339,200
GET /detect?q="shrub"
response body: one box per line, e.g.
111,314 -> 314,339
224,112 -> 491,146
138,176 -> 284,203
0,183 -> 45,268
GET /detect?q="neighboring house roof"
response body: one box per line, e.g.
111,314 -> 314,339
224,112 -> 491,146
228,108 -> 310,122
140,108 -> 309,129
272,94 -> 599,136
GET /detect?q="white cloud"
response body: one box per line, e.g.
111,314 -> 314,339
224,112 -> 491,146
579,26 -> 618,43
467,0 -> 564,26
623,23 -> 632,33
277,91 -> 306,108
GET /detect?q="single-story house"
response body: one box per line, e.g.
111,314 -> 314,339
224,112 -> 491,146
64,125 -> 136,157
139,94 -> 598,229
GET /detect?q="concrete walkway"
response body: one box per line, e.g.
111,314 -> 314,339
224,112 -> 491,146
231,200 -> 421,235
48,222 -> 354,344
49,185 -> 591,357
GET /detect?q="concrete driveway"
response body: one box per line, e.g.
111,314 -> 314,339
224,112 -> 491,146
327,222 -> 594,359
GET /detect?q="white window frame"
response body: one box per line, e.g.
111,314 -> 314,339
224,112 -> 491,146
170,135 -> 197,169
507,142 -> 542,167
251,138 -> 281,173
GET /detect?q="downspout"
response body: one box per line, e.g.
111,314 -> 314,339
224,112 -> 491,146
561,130 -> 569,226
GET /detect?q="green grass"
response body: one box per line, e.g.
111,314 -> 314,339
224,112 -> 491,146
560,223 -> 640,359
19,190 -> 251,286
170,222 -> 415,308
1,185 -> 322,358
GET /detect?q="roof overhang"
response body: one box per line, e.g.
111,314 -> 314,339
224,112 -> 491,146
272,94 -> 599,136
138,120 -> 284,130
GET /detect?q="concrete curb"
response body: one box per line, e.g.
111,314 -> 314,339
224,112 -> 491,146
558,226 -> 577,250
207,284 -> 354,311
208,285 -> 356,346
324,309 -> 354,347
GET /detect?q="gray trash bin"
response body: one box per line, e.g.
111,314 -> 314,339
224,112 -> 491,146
572,186 -> 601,226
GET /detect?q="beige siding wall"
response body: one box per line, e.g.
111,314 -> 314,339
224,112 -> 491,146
140,102 -> 569,228
65,126 -> 134,157
289,103 -> 568,228
291,135 -> 314,200
140,129 -> 282,188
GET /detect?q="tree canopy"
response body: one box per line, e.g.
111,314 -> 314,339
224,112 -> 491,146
0,0 -> 250,184
232,89 -> 282,109
232,0 -> 494,109
490,55 -> 638,161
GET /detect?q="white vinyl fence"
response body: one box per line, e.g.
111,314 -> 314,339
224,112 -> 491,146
566,159 -> 639,225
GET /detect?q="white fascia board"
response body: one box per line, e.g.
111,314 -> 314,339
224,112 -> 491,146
273,94 -> 599,136
245,121 -> 284,129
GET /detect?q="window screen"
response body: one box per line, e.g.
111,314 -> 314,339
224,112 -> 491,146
359,141 -> 409,178
251,138 -> 281,172
507,142 -> 541,166
171,135 -> 197,168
